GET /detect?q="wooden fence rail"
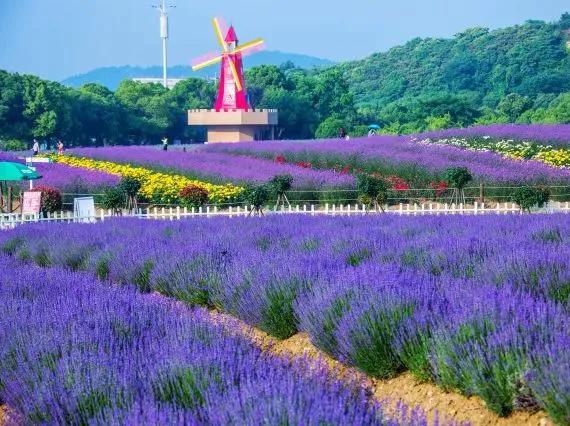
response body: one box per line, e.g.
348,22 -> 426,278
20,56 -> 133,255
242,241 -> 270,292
1,201 -> 569,230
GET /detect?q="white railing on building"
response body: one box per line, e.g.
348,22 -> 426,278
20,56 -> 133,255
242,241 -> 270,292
1,201 -> 569,230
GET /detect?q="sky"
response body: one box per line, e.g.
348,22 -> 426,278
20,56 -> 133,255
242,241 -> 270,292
0,0 -> 568,81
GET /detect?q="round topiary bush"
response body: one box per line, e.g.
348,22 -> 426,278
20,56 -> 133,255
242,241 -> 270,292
442,167 -> 473,189
179,184 -> 209,208
356,174 -> 390,211
512,186 -> 550,212
100,186 -> 125,214
244,184 -> 271,215
32,186 -> 63,213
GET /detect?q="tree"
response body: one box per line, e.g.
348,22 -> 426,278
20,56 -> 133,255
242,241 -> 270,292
268,175 -> 293,208
315,116 -> 345,139
244,184 -> 271,216
512,186 -> 550,212
356,174 -> 390,211
496,93 -> 532,122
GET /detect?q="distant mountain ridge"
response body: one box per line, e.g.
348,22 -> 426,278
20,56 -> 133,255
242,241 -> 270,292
61,51 -> 334,90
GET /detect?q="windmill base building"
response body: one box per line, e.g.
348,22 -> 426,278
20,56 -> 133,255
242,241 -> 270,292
188,108 -> 278,143
188,19 -> 278,143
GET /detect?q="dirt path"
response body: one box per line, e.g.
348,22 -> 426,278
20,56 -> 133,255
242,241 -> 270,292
208,309 -> 552,426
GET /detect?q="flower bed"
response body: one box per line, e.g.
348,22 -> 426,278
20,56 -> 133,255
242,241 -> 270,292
50,155 -> 243,205
2,214 -> 569,422
422,124 -> 570,146
415,137 -> 570,168
71,147 -> 355,190
204,136 -> 570,186
0,255 -> 424,425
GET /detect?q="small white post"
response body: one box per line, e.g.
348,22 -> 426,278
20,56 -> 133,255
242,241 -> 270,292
311,204 -> 315,215
296,205 -> 300,213
303,204 -> 307,212
399,203 -> 403,215
325,203 -> 329,214
176,206 -> 180,220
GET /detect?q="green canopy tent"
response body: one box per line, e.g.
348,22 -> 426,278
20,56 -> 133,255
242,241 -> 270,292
0,161 -> 42,213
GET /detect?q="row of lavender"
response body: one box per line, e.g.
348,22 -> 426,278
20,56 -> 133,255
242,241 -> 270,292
2,215 -> 568,422
0,255 -> 429,425
205,135 -> 570,185
71,147 -> 355,190
0,151 -> 118,192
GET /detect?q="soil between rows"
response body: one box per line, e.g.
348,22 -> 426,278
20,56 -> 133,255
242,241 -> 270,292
205,307 -> 553,426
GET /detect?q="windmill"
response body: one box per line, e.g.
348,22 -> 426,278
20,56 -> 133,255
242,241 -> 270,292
192,18 -> 265,110
187,18 -> 278,143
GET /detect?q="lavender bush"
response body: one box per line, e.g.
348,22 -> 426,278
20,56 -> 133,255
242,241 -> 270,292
0,255 -> 431,425
1,214 -> 569,421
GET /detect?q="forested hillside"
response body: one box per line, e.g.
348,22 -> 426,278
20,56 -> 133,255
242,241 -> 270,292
2,15 -> 570,148
337,14 -> 570,133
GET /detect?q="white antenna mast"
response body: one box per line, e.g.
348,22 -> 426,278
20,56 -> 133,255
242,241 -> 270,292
153,0 -> 175,88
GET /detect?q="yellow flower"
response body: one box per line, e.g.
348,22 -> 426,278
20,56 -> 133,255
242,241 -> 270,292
50,154 -> 244,204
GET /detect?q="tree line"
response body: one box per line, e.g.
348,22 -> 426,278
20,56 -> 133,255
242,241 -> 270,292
2,14 -> 570,149
0,63 -> 361,149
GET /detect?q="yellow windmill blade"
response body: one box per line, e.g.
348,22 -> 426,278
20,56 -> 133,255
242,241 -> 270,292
212,18 -> 228,52
192,55 -> 223,71
228,56 -> 243,91
233,38 -> 265,55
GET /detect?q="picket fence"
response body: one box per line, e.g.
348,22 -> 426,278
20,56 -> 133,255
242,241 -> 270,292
1,201 -> 569,230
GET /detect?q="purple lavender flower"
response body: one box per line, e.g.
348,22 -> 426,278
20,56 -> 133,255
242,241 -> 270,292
71,146 -> 355,189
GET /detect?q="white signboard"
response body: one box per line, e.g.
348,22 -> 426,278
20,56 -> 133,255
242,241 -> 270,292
74,197 -> 96,223
22,191 -> 42,214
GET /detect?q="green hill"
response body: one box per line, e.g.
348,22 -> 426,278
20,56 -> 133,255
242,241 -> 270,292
340,16 -> 570,108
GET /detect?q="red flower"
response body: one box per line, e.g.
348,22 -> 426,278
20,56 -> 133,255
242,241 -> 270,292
295,161 -> 312,169
339,166 -> 351,175
429,181 -> 448,197
274,155 -> 286,164
386,176 -> 410,191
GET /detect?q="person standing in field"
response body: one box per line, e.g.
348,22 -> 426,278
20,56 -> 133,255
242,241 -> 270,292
338,128 -> 347,140
57,140 -> 64,155
32,139 -> 40,156
162,137 -> 168,151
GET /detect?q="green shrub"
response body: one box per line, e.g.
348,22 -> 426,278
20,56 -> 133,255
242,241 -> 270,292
244,184 -> 271,215
512,186 -> 550,212
100,186 -> 125,213
268,174 -> 293,197
356,174 -> 389,210
442,167 -> 473,189
0,139 -> 27,151
118,176 -> 141,209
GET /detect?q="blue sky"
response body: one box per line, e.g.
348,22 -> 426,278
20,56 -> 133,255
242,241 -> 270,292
0,0 -> 568,81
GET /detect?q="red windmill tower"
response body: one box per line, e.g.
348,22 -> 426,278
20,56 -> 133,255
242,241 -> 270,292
188,18 -> 278,143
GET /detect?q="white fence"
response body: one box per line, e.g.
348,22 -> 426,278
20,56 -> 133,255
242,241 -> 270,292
1,201 -> 569,230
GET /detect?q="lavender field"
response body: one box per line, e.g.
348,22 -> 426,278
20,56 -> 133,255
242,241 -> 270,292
0,151 -> 119,192
205,135 -> 570,186
71,146 -> 354,190
0,255 -> 430,425
1,214 -> 569,423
